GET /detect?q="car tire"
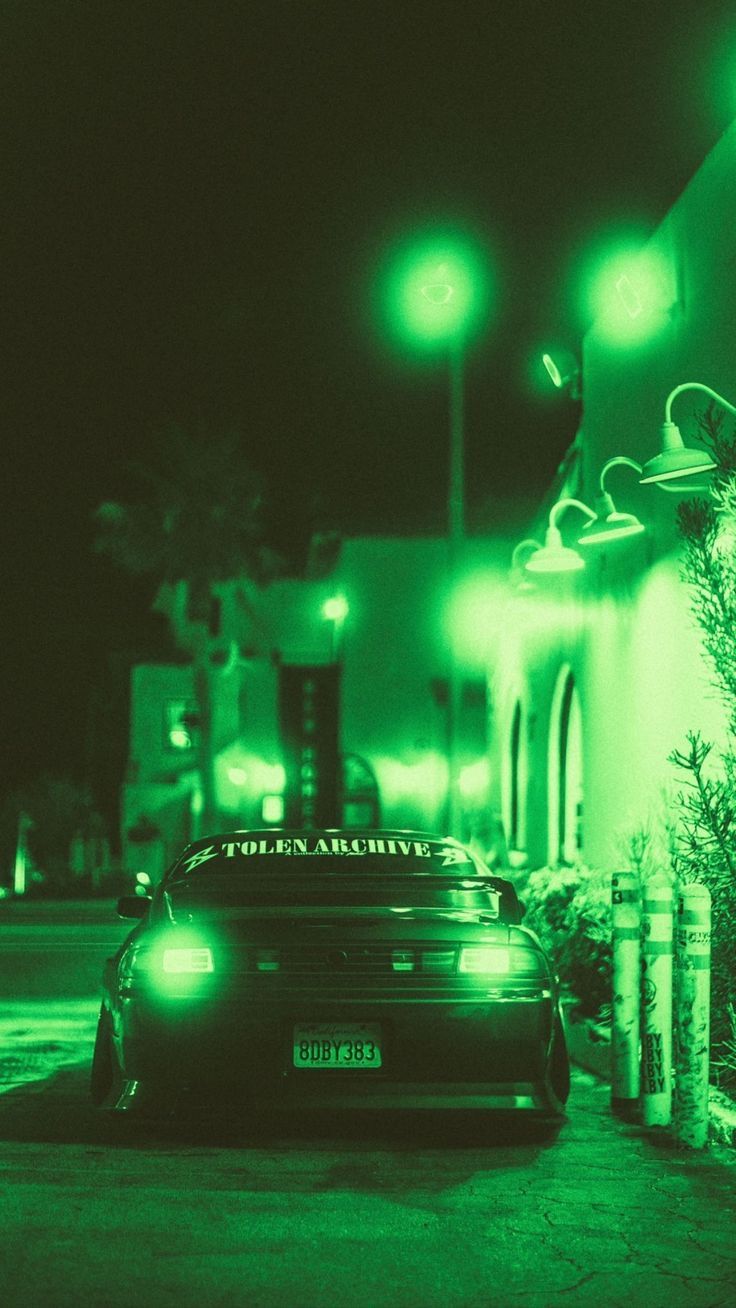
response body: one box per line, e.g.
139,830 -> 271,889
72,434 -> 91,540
90,1007 -> 116,1107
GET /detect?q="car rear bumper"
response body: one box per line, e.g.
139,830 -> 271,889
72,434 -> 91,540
107,988 -> 562,1113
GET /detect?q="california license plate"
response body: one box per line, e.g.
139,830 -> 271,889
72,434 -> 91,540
292,1022 -> 383,1069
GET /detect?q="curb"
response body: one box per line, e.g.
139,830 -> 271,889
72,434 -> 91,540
563,1006 -> 736,1149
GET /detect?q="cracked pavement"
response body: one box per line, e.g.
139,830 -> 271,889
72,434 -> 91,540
0,1050 -> 734,1308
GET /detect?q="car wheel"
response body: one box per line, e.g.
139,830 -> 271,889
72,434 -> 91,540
90,1007 -> 116,1107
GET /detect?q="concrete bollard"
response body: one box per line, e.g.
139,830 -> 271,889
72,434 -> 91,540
641,881 -> 674,1127
611,870 -> 641,1116
674,883 -> 711,1149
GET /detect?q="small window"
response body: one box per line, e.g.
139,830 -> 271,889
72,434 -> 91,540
509,701 -> 525,852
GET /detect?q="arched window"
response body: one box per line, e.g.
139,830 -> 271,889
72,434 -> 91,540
548,667 -> 584,866
509,700 -> 527,854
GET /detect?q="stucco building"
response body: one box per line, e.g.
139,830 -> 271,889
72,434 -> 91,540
489,120 -> 736,875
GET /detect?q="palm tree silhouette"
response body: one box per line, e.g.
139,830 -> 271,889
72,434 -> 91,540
93,424 -> 283,834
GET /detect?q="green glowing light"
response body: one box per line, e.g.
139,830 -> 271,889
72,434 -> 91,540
375,751 -> 448,805
381,230 -> 489,352
446,570 -> 505,664
525,551 -> 583,574
262,793 -> 285,823
542,352 -> 564,386
615,274 -> 642,318
578,515 -> 645,546
525,527 -> 585,574
163,947 -> 214,974
134,927 -> 221,996
459,946 -> 510,974
458,758 -> 491,800
322,595 -> 349,622
579,237 -> 674,346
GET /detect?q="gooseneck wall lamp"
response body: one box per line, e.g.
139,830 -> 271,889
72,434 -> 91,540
510,538 -> 543,587
511,538 -> 542,569
577,457 -> 646,547
524,498 -> 596,573
639,381 -> 726,484
513,378 -> 733,579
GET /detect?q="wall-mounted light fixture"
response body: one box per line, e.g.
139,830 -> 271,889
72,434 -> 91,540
577,456 -> 646,547
509,538 -> 542,590
541,349 -> 581,401
524,498 -> 595,574
511,539 -> 542,570
639,381 -> 725,484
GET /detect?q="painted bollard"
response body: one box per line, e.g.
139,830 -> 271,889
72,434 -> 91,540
611,870 -> 641,1116
641,881 -> 673,1127
674,883 -> 711,1149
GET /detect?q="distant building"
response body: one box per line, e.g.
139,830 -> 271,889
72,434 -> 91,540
122,535 -> 507,877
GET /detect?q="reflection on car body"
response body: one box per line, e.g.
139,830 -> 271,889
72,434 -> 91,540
91,829 -> 569,1121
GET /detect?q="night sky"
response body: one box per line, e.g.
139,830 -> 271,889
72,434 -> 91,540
3,0 -> 735,818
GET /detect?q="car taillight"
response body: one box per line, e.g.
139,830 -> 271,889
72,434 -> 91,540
459,946 -> 511,974
162,947 -> 214,974
391,950 -> 456,974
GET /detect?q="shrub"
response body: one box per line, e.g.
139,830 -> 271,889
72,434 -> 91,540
516,864 -> 612,1019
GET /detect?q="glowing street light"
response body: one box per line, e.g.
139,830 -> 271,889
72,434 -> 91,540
379,230 -> 490,835
382,233 -> 488,356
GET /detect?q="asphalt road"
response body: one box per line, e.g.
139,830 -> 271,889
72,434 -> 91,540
1,901 -> 735,1308
0,897 -> 132,999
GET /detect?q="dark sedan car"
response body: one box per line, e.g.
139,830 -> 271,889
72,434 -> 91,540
91,829 -> 569,1118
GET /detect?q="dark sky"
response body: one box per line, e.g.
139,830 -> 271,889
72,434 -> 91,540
3,0 -> 735,806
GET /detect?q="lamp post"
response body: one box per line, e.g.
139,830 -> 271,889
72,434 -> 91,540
380,235 -> 487,835
446,333 -> 464,836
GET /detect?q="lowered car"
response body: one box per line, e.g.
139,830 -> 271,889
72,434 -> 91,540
91,828 -> 569,1119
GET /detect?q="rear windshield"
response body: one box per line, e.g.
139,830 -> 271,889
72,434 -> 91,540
163,837 -> 523,921
168,834 -> 485,881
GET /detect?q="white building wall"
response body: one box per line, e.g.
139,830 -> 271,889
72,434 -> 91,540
491,120 -> 736,877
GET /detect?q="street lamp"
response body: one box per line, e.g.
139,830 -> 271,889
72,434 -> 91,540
380,231 -> 488,836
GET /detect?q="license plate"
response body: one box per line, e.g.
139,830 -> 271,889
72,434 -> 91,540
292,1022 -> 382,1070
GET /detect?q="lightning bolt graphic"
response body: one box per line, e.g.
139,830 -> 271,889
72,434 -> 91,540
181,845 -> 219,873
439,845 -> 472,867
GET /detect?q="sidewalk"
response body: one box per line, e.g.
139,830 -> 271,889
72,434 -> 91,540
564,1006 -> 736,1150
